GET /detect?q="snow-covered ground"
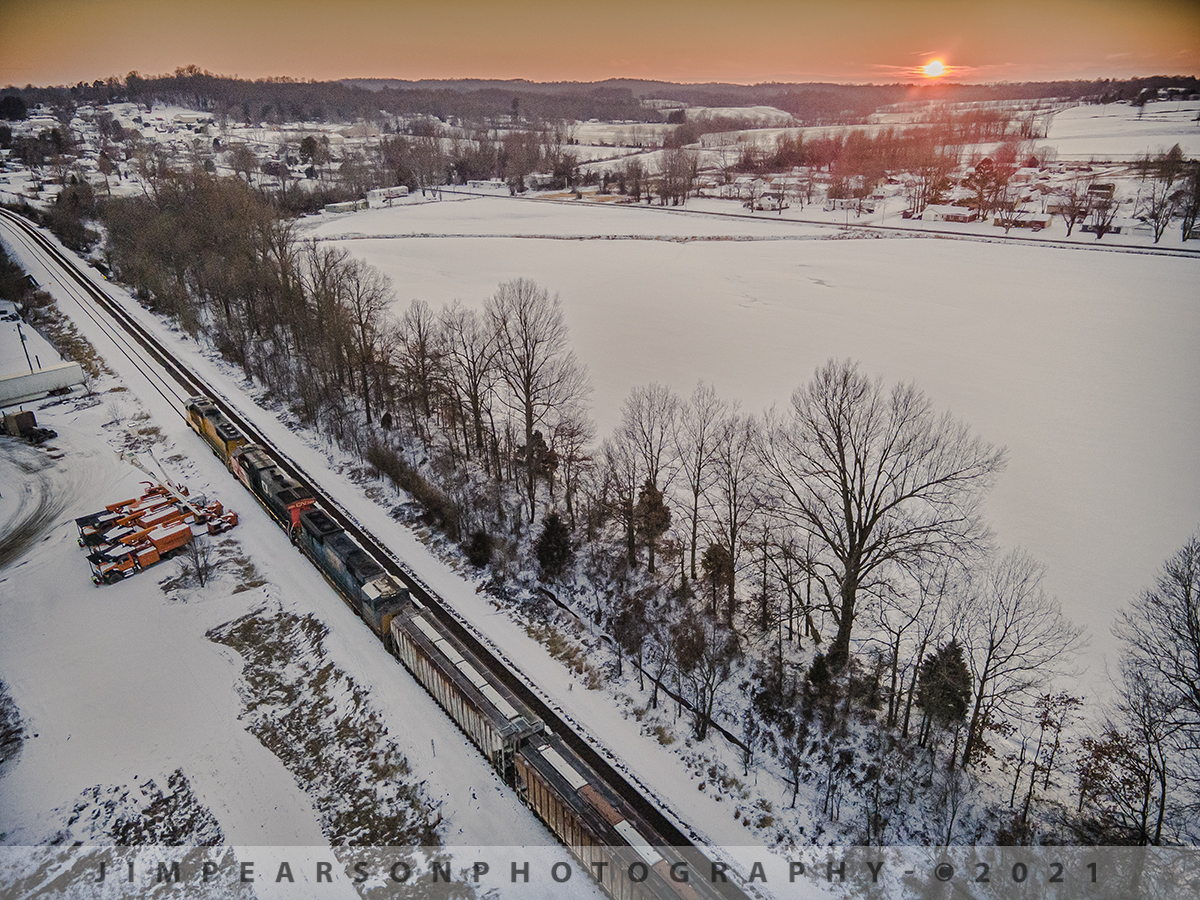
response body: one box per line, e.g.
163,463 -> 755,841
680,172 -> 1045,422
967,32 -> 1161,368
305,195 -> 1200,684
1038,101 -> 1200,160
0,224 -> 605,900
2,90 -> 1199,898
0,300 -> 62,379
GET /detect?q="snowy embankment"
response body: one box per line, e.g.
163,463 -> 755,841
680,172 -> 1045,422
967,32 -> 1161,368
0,221 -> 600,900
306,195 -> 1200,681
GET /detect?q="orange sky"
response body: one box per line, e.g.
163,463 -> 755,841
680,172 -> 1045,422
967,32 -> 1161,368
2,0 -> 1198,87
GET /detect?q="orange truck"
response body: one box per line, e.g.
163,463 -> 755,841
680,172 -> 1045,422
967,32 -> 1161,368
76,482 -> 238,585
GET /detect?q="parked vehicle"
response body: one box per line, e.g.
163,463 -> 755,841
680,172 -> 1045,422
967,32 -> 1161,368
75,482 -> 238,584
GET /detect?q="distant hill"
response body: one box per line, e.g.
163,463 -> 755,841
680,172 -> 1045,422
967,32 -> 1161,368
8,69 -> 1198,128
343,76 -> 1200,124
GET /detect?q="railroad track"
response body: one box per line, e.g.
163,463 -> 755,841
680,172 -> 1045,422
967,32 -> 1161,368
0,209 -> 753,900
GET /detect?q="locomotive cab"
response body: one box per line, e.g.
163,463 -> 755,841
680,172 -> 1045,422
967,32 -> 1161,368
362,575 -> 411,639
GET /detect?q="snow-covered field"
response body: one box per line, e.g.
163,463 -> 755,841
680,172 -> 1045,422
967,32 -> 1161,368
307,195 -> 1200,680
2,219 -> 856,899
1039,101 -> 1200,160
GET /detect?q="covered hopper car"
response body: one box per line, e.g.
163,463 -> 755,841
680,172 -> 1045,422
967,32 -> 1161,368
391,602 -> 543,781
181,395 -> 739,900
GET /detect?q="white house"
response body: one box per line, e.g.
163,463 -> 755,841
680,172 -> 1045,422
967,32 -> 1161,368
921,204 -> 977,223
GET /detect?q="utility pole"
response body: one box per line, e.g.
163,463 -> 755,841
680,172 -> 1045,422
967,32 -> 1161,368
17,321 -> 33,372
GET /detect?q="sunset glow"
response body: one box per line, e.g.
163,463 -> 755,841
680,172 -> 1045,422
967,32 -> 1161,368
0,0 -> 1197,86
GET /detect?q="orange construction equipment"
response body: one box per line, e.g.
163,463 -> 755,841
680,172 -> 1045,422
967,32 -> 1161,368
75,481 -> 238,585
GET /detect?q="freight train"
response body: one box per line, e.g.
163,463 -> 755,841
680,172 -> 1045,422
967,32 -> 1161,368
183,396 -> 732,900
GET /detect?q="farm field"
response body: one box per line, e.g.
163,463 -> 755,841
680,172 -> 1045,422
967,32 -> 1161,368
308,196 -> 1200,676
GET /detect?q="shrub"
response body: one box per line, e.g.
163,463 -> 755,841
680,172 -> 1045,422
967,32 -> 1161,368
367,439 -> 462,540
464,529 -> 494,568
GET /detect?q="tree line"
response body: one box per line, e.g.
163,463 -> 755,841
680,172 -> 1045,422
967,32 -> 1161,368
10,71 -> 1196,127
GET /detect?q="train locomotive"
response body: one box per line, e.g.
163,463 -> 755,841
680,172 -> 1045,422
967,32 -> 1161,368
185,396 -> 246,463
183,396 -> 736,900
295,507 -> 410,640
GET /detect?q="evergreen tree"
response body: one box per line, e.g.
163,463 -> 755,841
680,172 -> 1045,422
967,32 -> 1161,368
917,638 -> 971,746
634,478 -> 670,574
0,95 -> 27,121
464,529 -> 494,568
701,542 -> 734,618
535,511 -> 573,582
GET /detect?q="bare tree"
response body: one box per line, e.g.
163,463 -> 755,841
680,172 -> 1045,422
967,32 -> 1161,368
1175,161 -> 1200,242
395,298 -> 443,442
1135,145 -> 1187,244
964,157 -> 1002,220
229,143 -> 258,184
440,301 -> 497,462
487,278 -> 589,523
1086,191 -> 1122,240
758,359 -> 1007,670
1080,670 -> 1175,845
672,613 -> 736,741
619,382 -> 680,493
658,147 -> 698,206
601,435 -> 640,568
1114,532 -> 1200,754
958,548 -> 1085,768
993,180 -> 1028,233
177,535 -> 220,587
708,412 -> 761,624
1109,531 -> 1200,841
549,402 -> 594,531
878,563 -> 955,730
340,258 -> 393,425
675,381 -> 728,581
1053,176 -> 1092,237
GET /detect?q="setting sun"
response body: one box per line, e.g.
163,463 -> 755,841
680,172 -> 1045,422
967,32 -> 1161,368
922,59 -> 946,77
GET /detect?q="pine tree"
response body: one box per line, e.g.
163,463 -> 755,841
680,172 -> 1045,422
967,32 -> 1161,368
701,543 -> 734,618
916,639 -> 971,747
535,512 -> 573,582
634,478 -> 670,574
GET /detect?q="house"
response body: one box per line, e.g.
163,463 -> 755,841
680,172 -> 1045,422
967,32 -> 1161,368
824,197 -> 860,211
366,185 -> 410,208
466,179 -> 507,192
993,212 -> 1051,231
921,204 -> 977,223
